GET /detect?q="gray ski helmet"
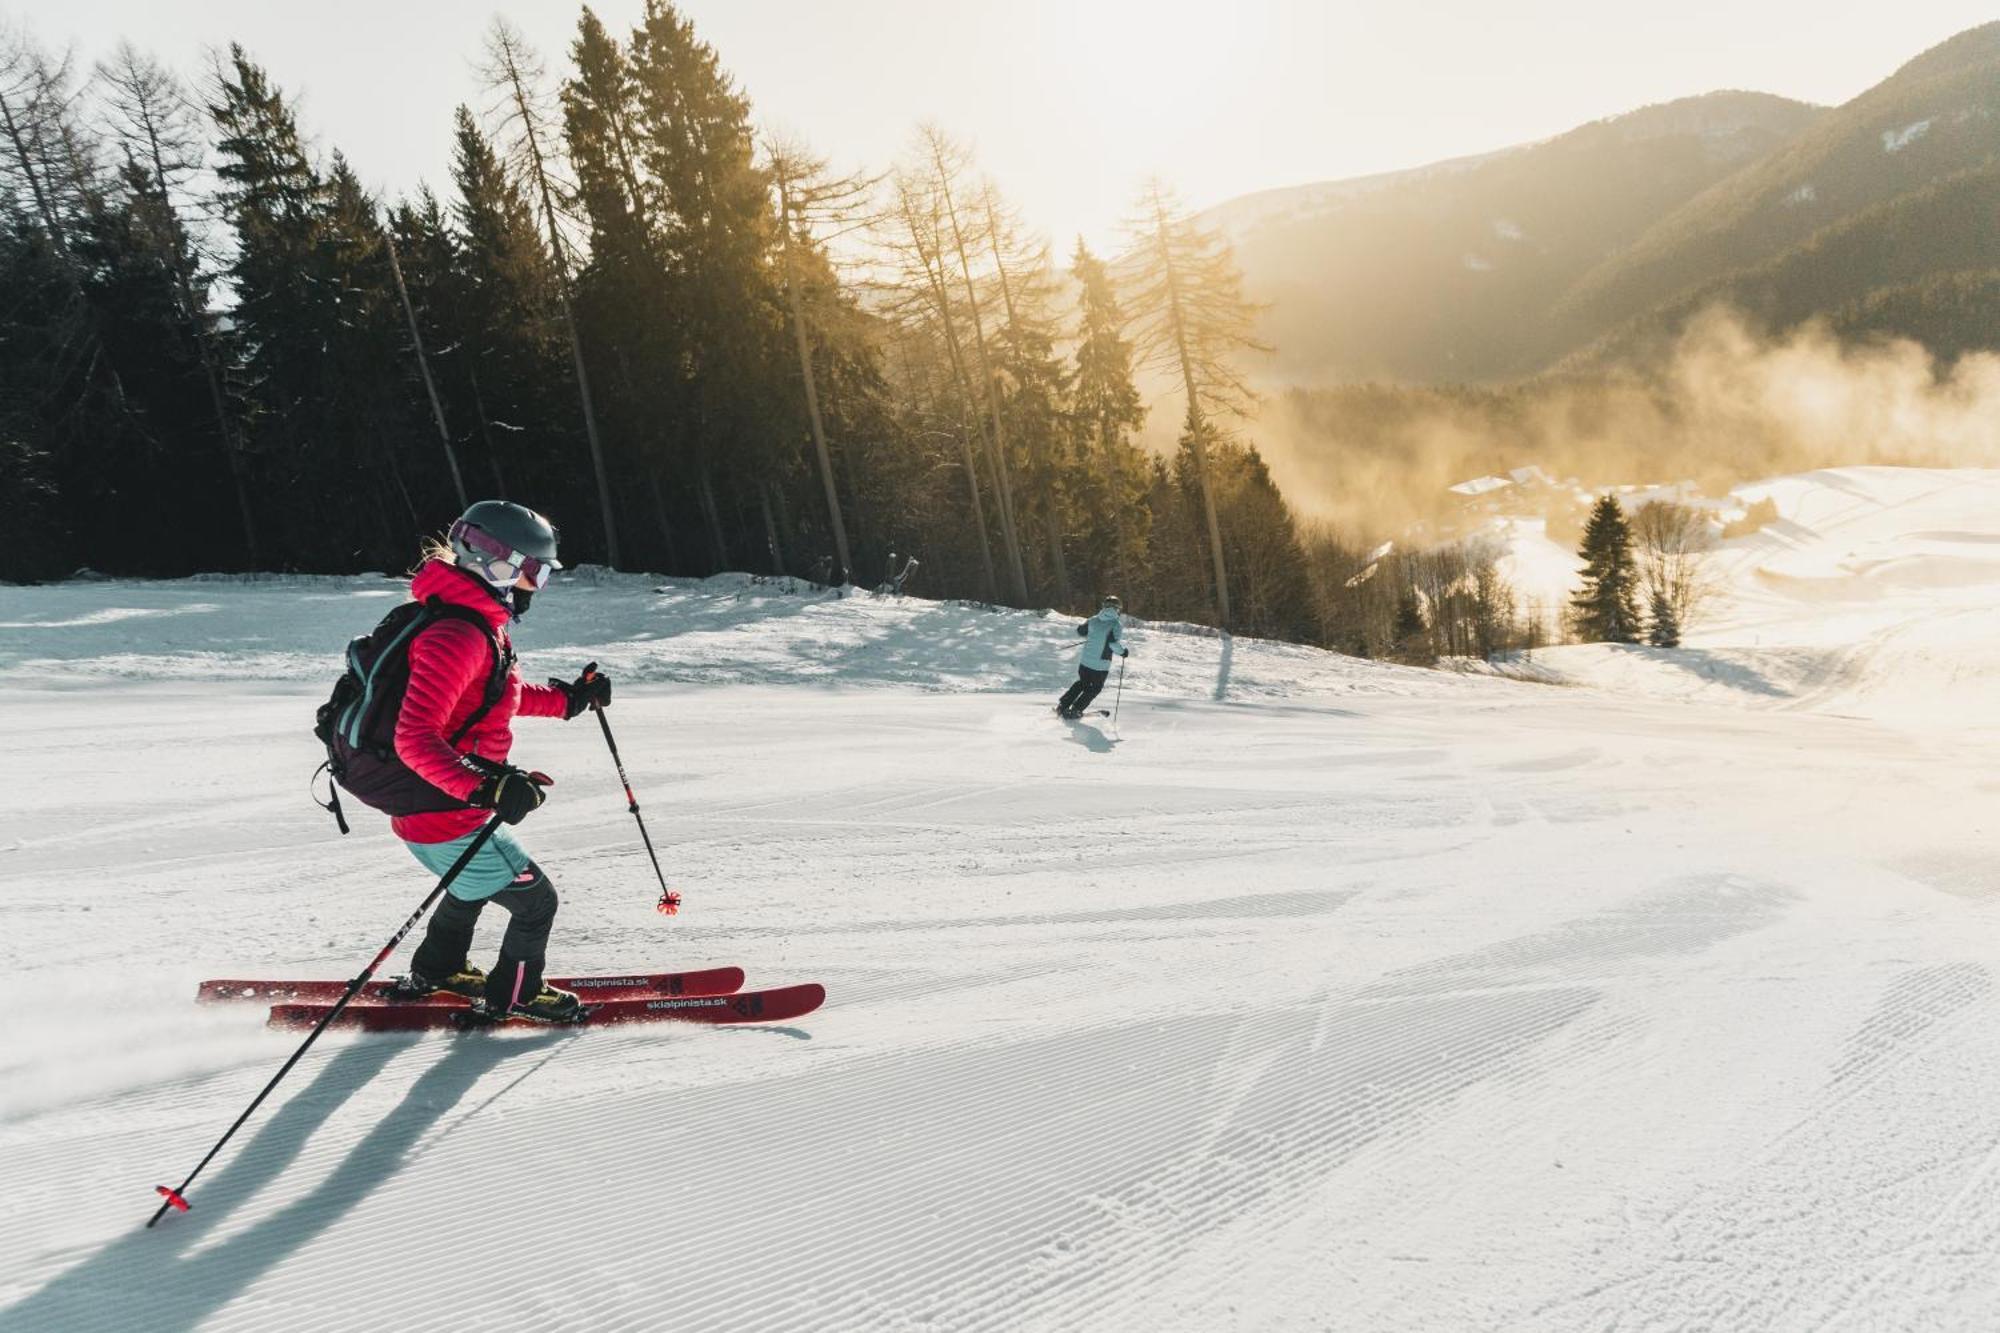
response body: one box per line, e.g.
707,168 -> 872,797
449,500 -> 562,587
1101,594 -> 1122,611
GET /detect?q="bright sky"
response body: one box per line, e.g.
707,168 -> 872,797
23,0 -> 1999,251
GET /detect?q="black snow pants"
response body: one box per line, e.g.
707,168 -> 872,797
410,868 -> 560,1010
1058,664 -> 1110,716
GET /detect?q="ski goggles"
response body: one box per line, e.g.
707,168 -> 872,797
450,518 -> 561,589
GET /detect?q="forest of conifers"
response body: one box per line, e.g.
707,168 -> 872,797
0,2 -> 1337,643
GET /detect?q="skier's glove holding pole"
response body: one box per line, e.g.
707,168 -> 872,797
553,666 -> 612,720
470,766 -> 551,825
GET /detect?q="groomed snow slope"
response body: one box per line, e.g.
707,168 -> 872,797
7,472 -> 2000,1331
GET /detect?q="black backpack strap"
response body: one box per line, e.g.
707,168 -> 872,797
416,599 -> 513,748
311,759 -> 352,835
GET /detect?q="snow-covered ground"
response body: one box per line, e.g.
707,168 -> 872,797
1522,467 -> 2000,731
6,467 -> 2000,1331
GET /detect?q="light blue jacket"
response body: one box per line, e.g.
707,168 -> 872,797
1076,607 -> 1129,671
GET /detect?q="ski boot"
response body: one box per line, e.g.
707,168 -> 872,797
511,982 -> 584,1022
392,963 -> 488,1001
470,983 -> 585,1025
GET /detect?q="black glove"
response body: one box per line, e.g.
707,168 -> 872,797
1118,646 -> 1130,658
469,766 -> 550,824
552,666 -> 612,720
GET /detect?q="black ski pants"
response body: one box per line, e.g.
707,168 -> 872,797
410,868 -> 559,1007
1058,664 -> 1110,715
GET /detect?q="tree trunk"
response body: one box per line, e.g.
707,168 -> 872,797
770,481 -> 796,571
369,481 -> 398,564
648,471 -> 680,572
698,468 -> 728,572
982,192 -> 1069,605
0,90 -> 68,257
134,114 -> 259,566
777,179 -> 852,584
900,201 -> 1000,603
384,228 -> 468,510
932,161 -> 1028,603
759,484 -> 784,574
378,433 -> 421,530
499,52 -> 620,567
1154,201 -> 1232,630
194,324 -> 259,568
466,364 -> 508,499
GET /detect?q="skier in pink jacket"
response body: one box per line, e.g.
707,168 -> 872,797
397,501 -> 610,1021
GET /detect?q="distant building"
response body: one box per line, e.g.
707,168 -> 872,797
1448,475 -> 1513,501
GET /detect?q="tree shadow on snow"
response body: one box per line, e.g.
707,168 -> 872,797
1626,645 -> 1793,699
0,1033 -> 563,1333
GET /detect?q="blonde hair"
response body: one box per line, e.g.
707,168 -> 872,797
410,534 -> 455,577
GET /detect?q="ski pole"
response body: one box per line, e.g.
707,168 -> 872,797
1112,655 -> 1127,724
149,815 -> 504,1227
579,663 -> 680,915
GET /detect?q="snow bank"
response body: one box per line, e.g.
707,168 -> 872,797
0,569 -> 1467,707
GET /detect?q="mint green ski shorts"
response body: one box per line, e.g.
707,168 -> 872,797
402,825 -> 540,902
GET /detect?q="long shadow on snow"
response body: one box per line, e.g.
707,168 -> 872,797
1064,719 -> 1117,753
708,887 -> 1356,939
0,1033 -> 561,1333
1612,645 -> 1793,700
1661,647 -> 1792,699
1140,695 -> 1361,722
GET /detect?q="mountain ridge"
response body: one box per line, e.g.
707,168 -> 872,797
1205,21 -> 2000,389
1209,90 -> 1823,384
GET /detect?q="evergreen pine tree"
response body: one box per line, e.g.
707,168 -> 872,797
1474,559 -> 1516,659
982,191 -> 1072,603
69,162 -> 244,571
210,46 -> 339,564
444,106 -> 568,503
97,41 -> 256,566
562,7 -> 677,566
483,16 -> 620,566
1122,180 -> 1267,630
1069,238 -> 1151,597
1071,240 -> 1144,447
1571,494 -> 1641,643
1648,585 -> 1681,647
628,0 -> 789,572
1198,437 -> 1314,641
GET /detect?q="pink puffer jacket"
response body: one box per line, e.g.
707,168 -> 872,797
391,559 -> 569,843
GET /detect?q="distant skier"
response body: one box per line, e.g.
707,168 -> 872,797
391,500 -> 611,1021
1056,595 -> 1130,719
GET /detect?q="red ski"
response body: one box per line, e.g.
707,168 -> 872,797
198,966 -> 745,1007
267,982 -> 825,1033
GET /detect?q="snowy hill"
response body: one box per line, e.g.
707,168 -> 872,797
1520,467 -> 2000,730
9,477 -> 2000,1330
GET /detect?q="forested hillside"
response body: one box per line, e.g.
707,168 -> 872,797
0,7 -> 1313,642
